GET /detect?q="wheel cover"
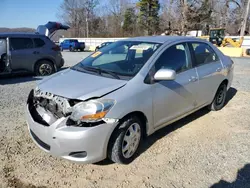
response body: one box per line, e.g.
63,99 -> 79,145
122,123 -> 141,159
216,86 -> 225,105
39,64 -> 53,76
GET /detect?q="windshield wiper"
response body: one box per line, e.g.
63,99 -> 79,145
82,66 -> 120,79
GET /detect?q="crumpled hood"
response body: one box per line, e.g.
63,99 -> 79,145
37,68 -> 127,100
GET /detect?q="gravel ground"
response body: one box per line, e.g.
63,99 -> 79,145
0,52 -> 250,188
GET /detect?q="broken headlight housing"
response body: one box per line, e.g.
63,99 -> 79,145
70,99 -> 116,124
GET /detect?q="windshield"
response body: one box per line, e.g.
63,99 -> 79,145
72,41 -> 162,80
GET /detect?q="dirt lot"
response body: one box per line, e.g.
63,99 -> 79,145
0,52 -> 250,188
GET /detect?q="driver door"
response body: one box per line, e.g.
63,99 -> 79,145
152,42 -> 199,128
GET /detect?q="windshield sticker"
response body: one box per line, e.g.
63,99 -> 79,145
91,51 -> 102,58
130,44 -> 151,51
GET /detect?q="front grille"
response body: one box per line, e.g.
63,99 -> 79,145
30,130 -> 50,151
38,98 -> 64,119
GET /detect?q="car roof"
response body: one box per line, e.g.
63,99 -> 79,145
0,32 -> 45,38
121,36 -> 204,44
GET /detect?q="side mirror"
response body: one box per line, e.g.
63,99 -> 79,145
154,68 -> 176,81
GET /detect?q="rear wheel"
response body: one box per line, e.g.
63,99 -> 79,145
35,60 -> 55,76
108,116 -> 143,164
208,83 -> 227,111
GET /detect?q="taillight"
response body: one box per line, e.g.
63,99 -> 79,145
52,45 -> 60,51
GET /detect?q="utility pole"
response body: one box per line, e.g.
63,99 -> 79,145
240,0 -> 250,36
86,17 -> 89,38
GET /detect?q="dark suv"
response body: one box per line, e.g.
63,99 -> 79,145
0,22 -> 69,76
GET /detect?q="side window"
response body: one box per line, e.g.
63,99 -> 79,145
34,38 -> 45,48
155,43 -> 191,73
10,38 -> 34,50
190,42 -> 219,66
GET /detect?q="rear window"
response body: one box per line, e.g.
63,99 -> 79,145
34,38 -> 45,48
190,42 -> 219,66
10,38 -> 34,50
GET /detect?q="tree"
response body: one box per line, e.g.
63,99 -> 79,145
137,0 -> 160,35
58,0 -> 99,37
57,0 -> 250,37
122,8 -> 137,36
185,0 -> 213,31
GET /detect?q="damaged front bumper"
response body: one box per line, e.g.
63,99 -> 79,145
25,91 -> 118,164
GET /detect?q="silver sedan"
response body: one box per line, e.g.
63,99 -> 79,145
26,36 -> 234,164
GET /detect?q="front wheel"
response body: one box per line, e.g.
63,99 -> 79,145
34,60 -> 55,76
108,116 -> 143,164
208,83 -> 227,111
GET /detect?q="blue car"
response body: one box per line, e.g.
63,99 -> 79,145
60,39 -> 85,52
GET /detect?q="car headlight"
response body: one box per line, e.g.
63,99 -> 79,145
70,99 -> 115,123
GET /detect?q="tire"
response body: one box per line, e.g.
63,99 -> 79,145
208,83 -> 227,111
108,116 -> 143,164
80,48 -> 84,52
69,46 -> 73,52
34,60 -> 55,76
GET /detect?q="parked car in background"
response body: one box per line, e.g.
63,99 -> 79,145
26,36 -> 234,165
95,42 -> 113,51
0,21 -> 69,76
60,39 -> 85,52
0,33 -> 64,76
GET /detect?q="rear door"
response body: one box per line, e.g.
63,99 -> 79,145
188,42 -> 224,107
32,37 -> 47,60
10,37 -> 37,71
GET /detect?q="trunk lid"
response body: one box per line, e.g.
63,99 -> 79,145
36,21 -> 70,39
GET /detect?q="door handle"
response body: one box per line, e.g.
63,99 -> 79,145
216,67 -> 222,72
189,76 -> 198,82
